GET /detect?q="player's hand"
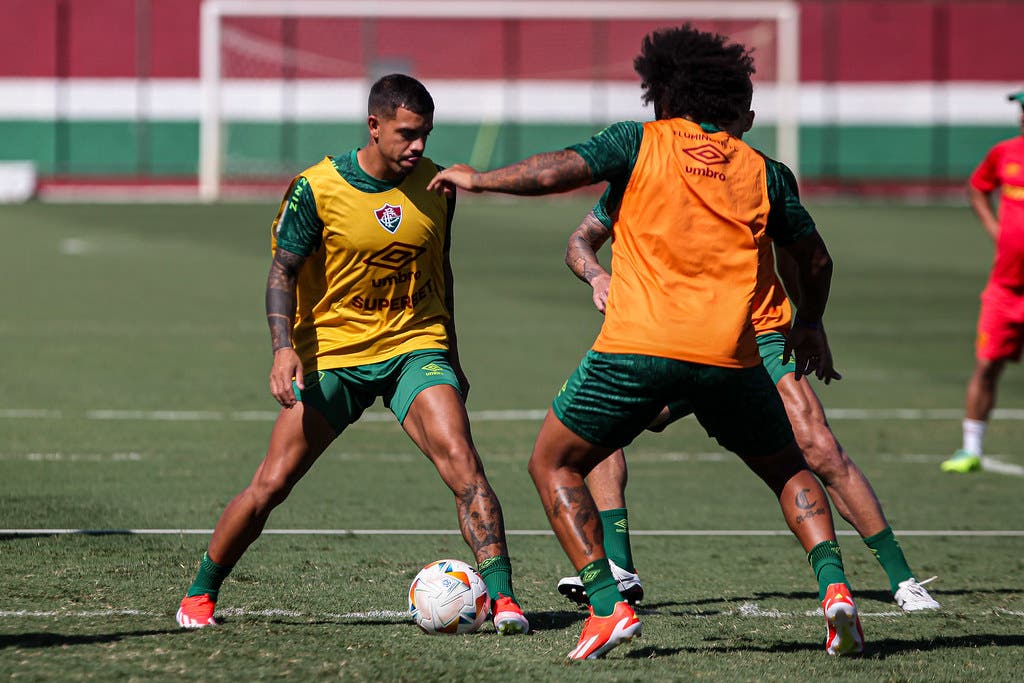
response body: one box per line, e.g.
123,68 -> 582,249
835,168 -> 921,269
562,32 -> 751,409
590,272 -> 611,314
427,164 -> 479,195
783,321 -> 842,384
269,347 -> 305,407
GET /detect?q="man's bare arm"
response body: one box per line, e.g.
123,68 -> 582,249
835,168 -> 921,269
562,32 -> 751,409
777,230 -> 832,325
967,184 -> 1000,242
566,211 -> 613,285
266,247 -> 307,407
266,248 -> 305,351
427,150 -> 592,195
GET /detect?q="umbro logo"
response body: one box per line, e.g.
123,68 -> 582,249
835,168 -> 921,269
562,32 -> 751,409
363,242 -> 426,271
422,362 -> 444,376
682,144 -> 729,165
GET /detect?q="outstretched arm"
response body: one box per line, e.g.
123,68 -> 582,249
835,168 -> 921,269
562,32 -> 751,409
266,247 -> 306,407
427,150 -> 593,196
566,211 -> 613,313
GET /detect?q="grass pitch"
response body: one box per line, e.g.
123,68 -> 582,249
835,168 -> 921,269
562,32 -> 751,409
1,197 -> 1022,681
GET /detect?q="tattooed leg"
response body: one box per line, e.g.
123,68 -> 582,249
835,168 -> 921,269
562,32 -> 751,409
402,384 -> 510,562
741,441 -> 838,552
528,410 -> 616,570
454,481 -> 509,561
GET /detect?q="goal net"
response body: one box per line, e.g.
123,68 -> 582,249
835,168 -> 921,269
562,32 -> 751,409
199,0 -> 799,200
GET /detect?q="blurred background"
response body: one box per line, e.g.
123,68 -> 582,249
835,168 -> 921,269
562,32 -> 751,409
0,0 -> 1020,200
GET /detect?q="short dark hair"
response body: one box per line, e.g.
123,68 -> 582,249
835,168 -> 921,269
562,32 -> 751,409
367,74 -> 434,118
633,24 -> 755,123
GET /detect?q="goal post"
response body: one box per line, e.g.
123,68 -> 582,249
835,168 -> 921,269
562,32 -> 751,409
199,0 -> 800,200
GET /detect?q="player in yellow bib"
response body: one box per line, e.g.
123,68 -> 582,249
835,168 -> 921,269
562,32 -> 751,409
430,26 -> 864,659
176,74 -> 528,635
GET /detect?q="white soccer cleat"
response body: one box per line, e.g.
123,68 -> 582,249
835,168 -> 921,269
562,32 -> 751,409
557,559 -> 644,606
895,576 -> 941,612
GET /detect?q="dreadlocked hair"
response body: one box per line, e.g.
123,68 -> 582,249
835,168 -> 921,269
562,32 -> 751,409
633,24 -> 755,124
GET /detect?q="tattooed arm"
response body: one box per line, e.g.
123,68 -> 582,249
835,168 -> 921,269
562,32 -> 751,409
266,247 -> 306,407
566,210 -> 614,314
426,150 -> 593,196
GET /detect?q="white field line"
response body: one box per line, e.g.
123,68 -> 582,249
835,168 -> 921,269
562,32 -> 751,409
5,407 -> 1024,422
2,529 -> 1023,537
5,450 -> 1021,476
2,605 -> 1022,622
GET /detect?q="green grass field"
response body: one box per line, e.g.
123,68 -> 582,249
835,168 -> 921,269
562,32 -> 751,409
1,197 -> 1022,681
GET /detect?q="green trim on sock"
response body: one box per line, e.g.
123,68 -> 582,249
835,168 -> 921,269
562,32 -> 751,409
807,540 -> 848,601
599,508 -> 635,573
863,525 -> 914,593
186,552 -> 233,601
478,555 -> 516,603
580,559 -> 619,617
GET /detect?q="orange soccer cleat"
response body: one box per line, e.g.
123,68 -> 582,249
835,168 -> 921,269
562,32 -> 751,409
567,601 -> 641,660
176,593 -> 218,629
492,594 -> 530,635
822,583 -> 864,656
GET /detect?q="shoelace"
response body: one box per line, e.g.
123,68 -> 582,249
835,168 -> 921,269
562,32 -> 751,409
903,576 -> 938,597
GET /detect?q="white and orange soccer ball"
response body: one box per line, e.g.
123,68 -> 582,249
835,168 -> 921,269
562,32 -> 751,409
408,559 -> 490,635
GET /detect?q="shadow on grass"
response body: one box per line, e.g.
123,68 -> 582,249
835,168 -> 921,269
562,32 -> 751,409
0,629 -> 179,650
624,633 -> 1024,659
642,586 -> 1020,613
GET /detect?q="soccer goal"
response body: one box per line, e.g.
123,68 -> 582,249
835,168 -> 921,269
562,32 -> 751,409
199,0 -> 800,200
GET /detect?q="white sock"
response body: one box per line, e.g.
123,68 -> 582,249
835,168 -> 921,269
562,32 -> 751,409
962,418 -> 985,456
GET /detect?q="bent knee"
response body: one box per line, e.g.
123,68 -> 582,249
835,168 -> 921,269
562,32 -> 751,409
246,475 -> 293,511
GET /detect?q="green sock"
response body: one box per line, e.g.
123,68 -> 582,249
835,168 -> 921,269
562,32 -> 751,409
600,508 -> 635,573
478,555 -> 516,603
186,552 -> 233,602
863,526 -> 914,594
580,559 -> 620,617
807,540 -> 849,601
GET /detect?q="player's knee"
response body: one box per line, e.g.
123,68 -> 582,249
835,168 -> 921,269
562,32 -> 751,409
246,476 -> 292,512
794,425 -> 842,473
433,444 -> 486,487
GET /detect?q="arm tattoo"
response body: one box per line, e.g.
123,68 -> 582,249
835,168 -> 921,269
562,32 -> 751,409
475,150 -> 592,195
265,248 -> 305,352
566,211 -> 613,284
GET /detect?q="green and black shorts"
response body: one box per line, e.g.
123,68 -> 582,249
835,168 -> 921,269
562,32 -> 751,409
552,350 -> 793,458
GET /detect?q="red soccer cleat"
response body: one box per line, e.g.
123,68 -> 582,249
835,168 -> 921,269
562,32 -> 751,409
822,583 -> 864,655
176,593 -> 218,629
492,594 -> 529,635
567,601 -> 641,660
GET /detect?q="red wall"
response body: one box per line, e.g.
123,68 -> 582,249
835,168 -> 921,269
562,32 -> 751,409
0,0 -> 1020,81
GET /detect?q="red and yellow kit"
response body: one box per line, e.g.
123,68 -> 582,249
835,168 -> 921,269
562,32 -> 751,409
971,135 -> 1024,361
271,152 -> 452,371
972,136 -> 1024,291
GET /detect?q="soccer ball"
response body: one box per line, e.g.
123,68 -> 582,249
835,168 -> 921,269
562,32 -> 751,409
408,559 -> 490,635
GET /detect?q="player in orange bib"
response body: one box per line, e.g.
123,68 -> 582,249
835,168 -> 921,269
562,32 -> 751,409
430,25 -> 864,658
176,75 -> 528,635
556,185 -> 940,613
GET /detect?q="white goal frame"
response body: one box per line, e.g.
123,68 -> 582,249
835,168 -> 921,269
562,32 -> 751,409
199,0 -> 800,200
